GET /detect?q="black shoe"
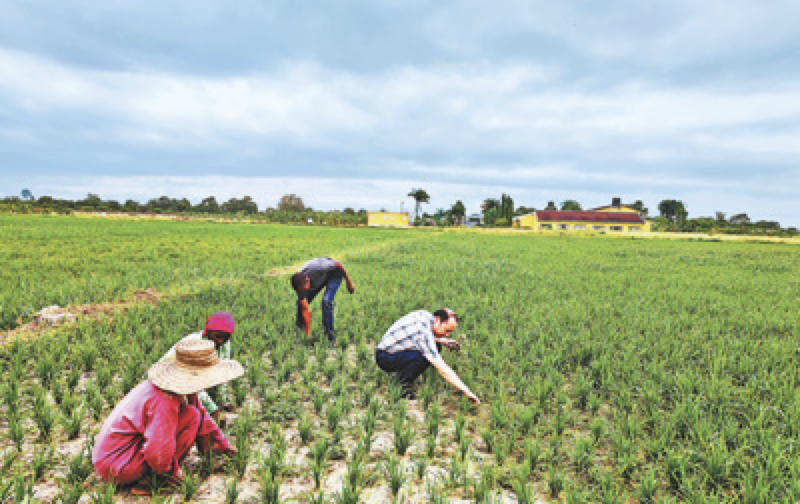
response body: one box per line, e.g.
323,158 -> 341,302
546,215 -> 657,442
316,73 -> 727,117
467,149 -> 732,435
401,389 -> 416,400
326,330 -> 336,343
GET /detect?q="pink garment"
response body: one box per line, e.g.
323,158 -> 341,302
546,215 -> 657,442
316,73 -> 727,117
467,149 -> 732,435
92,380 -> 231,484
203,311 -> 235,336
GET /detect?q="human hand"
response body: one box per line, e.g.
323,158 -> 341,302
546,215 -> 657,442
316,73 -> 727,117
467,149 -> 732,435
347,282 -> 355,294
465,391 -> 480,404
440,338 -> 460,349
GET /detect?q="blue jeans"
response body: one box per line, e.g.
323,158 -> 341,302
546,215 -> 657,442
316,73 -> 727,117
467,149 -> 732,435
375,349 -> 431,392
296,277 -> 342,338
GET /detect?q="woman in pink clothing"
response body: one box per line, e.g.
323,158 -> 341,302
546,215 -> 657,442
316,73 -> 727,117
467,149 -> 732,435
92,339 -> 243,492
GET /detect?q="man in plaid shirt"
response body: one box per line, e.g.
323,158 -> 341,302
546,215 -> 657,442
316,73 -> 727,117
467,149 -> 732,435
375,308 -> 480,403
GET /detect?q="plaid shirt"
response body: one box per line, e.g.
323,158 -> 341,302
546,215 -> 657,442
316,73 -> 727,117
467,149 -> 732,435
376,310 -> 440,362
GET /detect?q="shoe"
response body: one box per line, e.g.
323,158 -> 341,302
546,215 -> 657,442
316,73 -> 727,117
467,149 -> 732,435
326,330 -> 336,343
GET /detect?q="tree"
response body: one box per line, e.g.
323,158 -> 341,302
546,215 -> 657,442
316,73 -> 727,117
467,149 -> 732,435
81,193 -> 103,208
124,199 -> 140,212
658,199 -> 688,227
278,194 -> 305,212
715,211 -> 726,223
449,200 -> 466,226
545,201 -> 557,211
560,200 -> 582,211
407,188 -> 430,222
484,208 -> 498,226
499,194 -> 514,224
729,213 -> 751,226
222,196 -> 258,214
515,206 -> 535,216
195,196 -> 219,213
632,200 -> 649,217
481,198 -> 499,214
21,189 -> 33,201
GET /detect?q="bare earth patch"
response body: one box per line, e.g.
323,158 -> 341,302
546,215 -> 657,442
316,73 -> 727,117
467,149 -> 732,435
0,289 -> 168,347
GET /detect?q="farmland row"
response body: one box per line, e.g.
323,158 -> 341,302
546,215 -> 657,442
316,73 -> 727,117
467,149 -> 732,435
1,217 -> 799,502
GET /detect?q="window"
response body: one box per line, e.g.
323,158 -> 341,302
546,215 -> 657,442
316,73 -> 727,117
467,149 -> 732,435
557,224 -> 570,230
593,225 -> 605,231
574,225 -> 587,231
540,224 -> 553,230
610,226 -> 623,231
628,226 -> 641,232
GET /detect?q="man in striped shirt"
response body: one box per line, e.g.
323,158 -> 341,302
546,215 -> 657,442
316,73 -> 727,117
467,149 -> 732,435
375,308 -> 480,403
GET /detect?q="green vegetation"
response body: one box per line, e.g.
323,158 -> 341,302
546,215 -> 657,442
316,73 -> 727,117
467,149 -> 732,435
0,215 -> 798,502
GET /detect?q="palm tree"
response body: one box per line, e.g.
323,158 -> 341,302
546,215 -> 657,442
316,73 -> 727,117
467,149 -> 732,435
407,188 -> 430,222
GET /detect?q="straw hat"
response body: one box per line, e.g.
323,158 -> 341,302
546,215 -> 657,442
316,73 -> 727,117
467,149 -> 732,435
148,339 -> 243,395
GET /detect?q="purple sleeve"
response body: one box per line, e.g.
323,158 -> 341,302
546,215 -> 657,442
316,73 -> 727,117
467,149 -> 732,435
188,394 -> 232,453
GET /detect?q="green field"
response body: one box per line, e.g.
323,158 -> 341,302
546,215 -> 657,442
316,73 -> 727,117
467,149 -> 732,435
1,215 -> 798,503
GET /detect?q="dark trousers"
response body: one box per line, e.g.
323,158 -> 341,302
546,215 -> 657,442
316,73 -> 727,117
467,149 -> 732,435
375,348 -> 437,391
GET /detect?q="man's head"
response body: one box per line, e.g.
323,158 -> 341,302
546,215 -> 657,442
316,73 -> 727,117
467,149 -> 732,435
203,311 -> 235,349
291,272 -> 311,294
432,308 -> 458,336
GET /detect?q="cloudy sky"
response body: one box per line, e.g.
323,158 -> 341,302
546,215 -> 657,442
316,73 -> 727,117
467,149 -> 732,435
1,1 -> 799,225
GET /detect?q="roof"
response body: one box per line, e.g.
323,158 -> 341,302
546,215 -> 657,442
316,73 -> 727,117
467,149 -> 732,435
588,204 -> 639,212
536,210 -> 645,224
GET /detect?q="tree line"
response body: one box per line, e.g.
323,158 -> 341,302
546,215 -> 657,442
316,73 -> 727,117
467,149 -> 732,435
1,192 -> 370,226
3,189 -> 796,235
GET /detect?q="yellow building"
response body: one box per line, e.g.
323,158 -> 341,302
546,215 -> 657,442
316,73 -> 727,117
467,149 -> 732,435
513,210 -> 651,232
368,211 -> 411,227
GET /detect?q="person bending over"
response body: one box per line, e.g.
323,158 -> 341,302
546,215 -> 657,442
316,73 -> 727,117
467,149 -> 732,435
375,308 -> 479,403
291,257 -> 355,343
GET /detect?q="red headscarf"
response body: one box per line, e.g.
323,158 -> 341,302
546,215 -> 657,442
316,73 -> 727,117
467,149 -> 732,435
203,311 -> 235,336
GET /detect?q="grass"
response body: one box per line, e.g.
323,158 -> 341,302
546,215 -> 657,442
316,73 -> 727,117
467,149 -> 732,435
1,215 -> 799,501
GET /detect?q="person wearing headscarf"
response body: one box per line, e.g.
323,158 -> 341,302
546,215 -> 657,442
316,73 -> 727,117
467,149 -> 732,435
160,311 -> 235,423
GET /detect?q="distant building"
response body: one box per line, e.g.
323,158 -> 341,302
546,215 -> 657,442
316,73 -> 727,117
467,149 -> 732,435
464,213 -> 484,228
513,198 -> 650,232
368,211 -> 410,227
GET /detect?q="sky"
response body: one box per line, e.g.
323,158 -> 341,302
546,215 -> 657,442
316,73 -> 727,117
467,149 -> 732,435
1,1 -> 799,225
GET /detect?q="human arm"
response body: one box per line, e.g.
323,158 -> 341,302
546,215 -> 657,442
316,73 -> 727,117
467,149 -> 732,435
334,260 -> 355,294
299,298 -> 312,337
429,356 -> 480,403
216,340 -> 231,405
187,394 -> 235,455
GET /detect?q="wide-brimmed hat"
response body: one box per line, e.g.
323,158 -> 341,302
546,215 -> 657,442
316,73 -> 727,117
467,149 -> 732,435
148,339 -> 243,395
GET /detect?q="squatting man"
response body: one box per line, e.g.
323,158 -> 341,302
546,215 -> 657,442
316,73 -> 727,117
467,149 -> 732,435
375,308 -> 480,403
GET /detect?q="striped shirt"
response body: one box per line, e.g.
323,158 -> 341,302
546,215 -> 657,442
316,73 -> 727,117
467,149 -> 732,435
376,311 -> 440,362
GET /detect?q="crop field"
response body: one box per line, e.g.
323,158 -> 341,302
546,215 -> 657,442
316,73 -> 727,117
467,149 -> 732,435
1,215 -> 799,503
